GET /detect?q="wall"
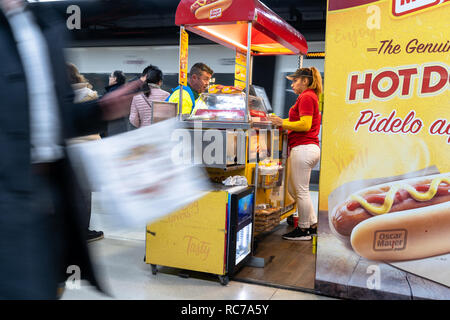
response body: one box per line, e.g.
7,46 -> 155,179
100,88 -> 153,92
65,41 -> 325,112
65,44 -> 236,75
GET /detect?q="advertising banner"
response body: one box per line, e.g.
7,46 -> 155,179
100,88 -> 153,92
179,28 -> 189,86
234,51 -> 247,90
317,0 -> 450,299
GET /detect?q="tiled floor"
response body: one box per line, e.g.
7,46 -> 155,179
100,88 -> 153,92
61,191 -> 336,300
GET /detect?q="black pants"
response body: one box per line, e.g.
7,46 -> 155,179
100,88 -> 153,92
29,160 -> 96,297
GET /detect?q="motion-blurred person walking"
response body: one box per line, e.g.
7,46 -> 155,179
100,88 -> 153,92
0,0 -> 144,299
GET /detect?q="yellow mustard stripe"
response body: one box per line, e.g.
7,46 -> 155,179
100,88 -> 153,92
350,176 -> 450,215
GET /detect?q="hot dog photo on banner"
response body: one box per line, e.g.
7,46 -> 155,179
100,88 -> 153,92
330,173 -> 450,261
190,0 -> 233,20
316,0 -> 450,299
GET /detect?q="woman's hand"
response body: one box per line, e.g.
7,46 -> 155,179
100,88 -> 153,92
269,114 -> 283,127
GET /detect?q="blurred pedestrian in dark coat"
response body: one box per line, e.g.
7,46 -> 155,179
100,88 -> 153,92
0,0 -> 143,299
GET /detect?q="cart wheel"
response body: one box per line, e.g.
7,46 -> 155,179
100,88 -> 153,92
287,215 -> 294,226
218,275 -> 229,286
151,264 -> 158,275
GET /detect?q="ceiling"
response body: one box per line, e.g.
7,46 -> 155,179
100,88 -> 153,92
30,0 -> 327,46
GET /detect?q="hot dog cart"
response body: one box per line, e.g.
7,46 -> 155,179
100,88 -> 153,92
145,0 -> 308,285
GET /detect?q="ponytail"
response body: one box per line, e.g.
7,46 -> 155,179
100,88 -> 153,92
143,65 -> 164,98
308,67 -> 323,96
143,83 -> 151,98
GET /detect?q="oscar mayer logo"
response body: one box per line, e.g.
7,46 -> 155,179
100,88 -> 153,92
373,229 -> 407,251
392,0 -> 450,17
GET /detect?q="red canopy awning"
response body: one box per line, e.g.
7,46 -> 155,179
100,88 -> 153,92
175,0 -> 308,56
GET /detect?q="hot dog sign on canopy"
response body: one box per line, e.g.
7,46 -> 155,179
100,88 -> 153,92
179,0 -> 235,21
316,0 -> 450,298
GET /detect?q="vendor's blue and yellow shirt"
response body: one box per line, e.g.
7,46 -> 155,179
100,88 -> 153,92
165,84 -> 199,115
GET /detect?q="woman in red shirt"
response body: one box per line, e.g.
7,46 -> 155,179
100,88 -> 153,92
269,67 -> 322,240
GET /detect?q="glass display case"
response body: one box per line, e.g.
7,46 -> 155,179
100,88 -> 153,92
248,94 -> 270,123
189,93 -> 246,121
188,92 -> 270,123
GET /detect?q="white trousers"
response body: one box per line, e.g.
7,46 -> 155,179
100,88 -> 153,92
288,144 -> 320,229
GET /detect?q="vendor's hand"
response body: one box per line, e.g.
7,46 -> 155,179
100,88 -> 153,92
99,79 -> 144,121
269,114 -> 283,127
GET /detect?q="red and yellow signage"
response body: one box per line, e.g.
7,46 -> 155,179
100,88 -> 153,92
179,28 -> 189,86
391,0 -> 450,17
320,0 -> 450,212
328,0 -> 450,18
317,0 -> 450,295
189,0 -> 233,20
174,0 -> 308,56
234,51 -> 247,90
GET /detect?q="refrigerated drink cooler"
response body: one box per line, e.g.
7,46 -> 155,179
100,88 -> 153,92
145,185 -> 254,285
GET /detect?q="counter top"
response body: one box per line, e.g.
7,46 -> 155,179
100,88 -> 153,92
177,120 -> 278,130
177,120 -> 251,130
